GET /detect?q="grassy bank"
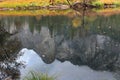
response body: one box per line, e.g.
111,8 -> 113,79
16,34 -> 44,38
0,0 -> 77,8
0,8 -> 120,17
24,72 -> 55,80
92,0 -> 120,8
0,0 -> 49,8
0,0 -> 120,9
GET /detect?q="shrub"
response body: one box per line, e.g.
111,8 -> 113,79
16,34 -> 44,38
24,72 -> 55,80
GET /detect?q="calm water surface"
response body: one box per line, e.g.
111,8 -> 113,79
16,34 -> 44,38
0,10 -> 120,80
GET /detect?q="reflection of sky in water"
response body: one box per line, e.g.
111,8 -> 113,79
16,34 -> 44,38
17,48 -> 117,80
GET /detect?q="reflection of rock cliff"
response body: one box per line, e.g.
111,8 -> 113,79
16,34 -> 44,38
1,15 -> 120,72
9,25 -> 120,71
56,34 -> 120,71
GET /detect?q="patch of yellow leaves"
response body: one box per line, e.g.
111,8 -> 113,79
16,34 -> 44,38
100,0 -> 118,4
72,17 -> 81,28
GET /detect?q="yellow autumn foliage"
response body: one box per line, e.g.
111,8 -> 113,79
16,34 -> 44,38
100,0 -> 118,4
72,17 -> 81,28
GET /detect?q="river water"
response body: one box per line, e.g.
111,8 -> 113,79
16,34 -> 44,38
0,9 -> 120,80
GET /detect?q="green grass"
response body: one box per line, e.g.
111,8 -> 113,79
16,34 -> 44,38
92,1 -> 120,8
92,1 -> 104,8
24,72 -> 55,80
113,1 -> 120,7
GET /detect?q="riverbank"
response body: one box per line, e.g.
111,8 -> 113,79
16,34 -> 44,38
0,8 -> 120,17
0,5 -> 69,11
0,0 -> 120,11
0,0 -> 70,10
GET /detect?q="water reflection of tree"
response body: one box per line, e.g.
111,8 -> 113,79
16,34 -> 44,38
90,14 -> 120,42
72,9 -> 120,71
14,12 -> 120,71
74,9 -> 120,41
54,9 -> 120,71
28,15 -> 77,39
26,12 -> 120,71
0,13 -> 119,72
0,23 -> 22,80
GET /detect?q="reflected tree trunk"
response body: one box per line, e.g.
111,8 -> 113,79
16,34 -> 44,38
78,8 -> 86,37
